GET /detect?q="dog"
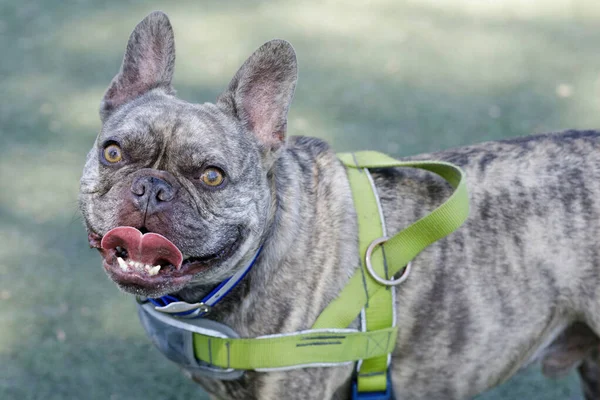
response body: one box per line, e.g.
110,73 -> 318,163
79,11 -> 600,400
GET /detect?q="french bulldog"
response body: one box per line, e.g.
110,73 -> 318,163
79,11 -> 600,400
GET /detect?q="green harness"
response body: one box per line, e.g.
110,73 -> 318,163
138,151 -> 470,396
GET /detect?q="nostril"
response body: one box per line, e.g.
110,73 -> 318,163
131,181 -> 146,197
156,188 -> 174,202
130,175 -> 176,211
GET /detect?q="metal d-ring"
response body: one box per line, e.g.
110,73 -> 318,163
365,236 -> 412,286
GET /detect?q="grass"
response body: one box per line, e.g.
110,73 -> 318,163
1,0 -> 599,398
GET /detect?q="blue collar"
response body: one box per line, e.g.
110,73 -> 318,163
148,246 -> 262,318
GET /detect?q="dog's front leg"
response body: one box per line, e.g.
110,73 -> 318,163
578,349 -> 600,400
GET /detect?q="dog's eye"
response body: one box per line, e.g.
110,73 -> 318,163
200,167 -> 224,187
103,144 -> 123,163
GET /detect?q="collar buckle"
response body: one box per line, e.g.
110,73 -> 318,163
138,295 -> 212,318
154,300 -> 211,318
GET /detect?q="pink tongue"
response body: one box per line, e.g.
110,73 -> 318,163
101,226 -> 183,269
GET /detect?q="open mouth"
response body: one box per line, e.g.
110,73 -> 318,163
92,226 -> 242,291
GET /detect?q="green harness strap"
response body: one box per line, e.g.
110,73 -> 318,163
343,164 -> 393,393
189,151 -> 469,374
313,151 -> 469,329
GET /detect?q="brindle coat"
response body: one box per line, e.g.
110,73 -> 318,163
79,11 -> 600,400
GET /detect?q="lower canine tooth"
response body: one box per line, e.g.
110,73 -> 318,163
117,257 -> 128,271
148,265 -> 161,276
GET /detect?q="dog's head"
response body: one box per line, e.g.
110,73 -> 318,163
79,12 -> 297,298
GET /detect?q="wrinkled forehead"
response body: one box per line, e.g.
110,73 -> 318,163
100,96 -> 254,170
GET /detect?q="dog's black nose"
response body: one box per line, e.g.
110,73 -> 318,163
131,176 -> 177,214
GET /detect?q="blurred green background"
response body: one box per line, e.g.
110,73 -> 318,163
1,0 -> 599,398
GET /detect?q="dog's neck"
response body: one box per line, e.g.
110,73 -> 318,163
175,137 -> 360,335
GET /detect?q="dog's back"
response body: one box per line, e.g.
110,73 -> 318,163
370,130 -> 600,399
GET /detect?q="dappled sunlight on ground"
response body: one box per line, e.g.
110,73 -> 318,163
1,0 -> 599,398
0,147 -> 85,219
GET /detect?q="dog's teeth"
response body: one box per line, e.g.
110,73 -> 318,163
117,257 -> 128,271
148,265 -> 161,276
115,258 -> 160,276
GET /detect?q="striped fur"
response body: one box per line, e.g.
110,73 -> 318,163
80,12 -> 600,400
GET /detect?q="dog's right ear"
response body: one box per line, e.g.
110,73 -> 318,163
100,11 -> 176,122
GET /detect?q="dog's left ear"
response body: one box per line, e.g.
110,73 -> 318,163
217,40 -> 298,152
100,11 -> 176,122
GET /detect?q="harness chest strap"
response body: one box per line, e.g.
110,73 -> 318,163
192,326 -> 398,370
345,164 -> 394,395
139,151 -> 470,373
